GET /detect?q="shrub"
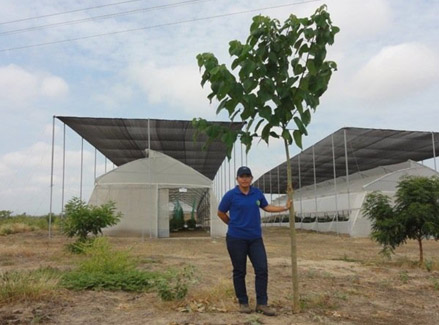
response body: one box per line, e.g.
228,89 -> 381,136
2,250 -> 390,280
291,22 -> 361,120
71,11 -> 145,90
61,237 -> 194,300
62,197 -> 122,242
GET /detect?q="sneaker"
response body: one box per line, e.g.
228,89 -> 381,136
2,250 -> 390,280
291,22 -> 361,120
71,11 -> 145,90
239,304 -> 252,314
255,304 -> 276,316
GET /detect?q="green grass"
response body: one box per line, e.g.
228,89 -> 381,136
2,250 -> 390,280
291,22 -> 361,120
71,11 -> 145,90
61,237 -> 195,300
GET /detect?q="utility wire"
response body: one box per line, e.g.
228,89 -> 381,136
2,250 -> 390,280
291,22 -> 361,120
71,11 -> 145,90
0,0 -> 323,53
0,0 -> 147,25
0,0 -> 213,36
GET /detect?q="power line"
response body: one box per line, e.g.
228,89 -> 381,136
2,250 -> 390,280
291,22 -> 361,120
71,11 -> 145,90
0,0 -> 213,36
0,0 -> 323,53
0,0 -> 147,25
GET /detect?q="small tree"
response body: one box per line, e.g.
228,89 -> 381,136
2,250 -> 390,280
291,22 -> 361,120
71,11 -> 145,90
171,200 -> 185,231
0,210 -> 13,218
62,197 -> 122,242
362,176 -> 439,264
193,5 -> 339,311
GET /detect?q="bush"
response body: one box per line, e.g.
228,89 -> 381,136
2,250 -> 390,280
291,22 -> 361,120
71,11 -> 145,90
61,237 -> 195,300
62,197 -> 122,241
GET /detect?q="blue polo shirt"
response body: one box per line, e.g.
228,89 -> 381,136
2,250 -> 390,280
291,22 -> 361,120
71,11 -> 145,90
218,185 -> 268,239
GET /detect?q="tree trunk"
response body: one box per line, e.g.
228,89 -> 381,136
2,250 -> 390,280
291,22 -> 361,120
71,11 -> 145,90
417,236 -> 423,265
284,138 -> 300,313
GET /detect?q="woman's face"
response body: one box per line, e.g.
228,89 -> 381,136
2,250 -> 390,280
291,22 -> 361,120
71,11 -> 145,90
237,174 -> 253,188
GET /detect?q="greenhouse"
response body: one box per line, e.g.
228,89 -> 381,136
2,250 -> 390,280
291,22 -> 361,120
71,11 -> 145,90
254,127 -> 439,237
53,116 -> 243,238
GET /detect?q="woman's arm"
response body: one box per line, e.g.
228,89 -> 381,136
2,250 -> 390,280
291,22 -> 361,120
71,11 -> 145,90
217,210 -> 230,224
262,199 -> 292,213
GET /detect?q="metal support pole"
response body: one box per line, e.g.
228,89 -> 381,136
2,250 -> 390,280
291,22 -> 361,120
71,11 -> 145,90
61,123 -> 66,216
49,116 -> 55,239
94,148 -> 97,183
80,138 -> 83,201
312,146 -> 318,230
148,118 -> 151,152
332,135 -> 339,234
344,129 -> 351,213
433,132 -> 437,171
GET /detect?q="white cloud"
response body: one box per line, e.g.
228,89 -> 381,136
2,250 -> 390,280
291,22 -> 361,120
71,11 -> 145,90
94,83 -> 133,109
0,64 -> 38,104
40,75 -> 69,97
0,64 -> 69,107
127,62 -> 212,116
350,42 -> 439,101
0,141 -> 102,215
327,0 -> 391,40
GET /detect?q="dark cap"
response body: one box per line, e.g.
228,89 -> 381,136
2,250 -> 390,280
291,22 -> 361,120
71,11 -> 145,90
237,166 -> 252,177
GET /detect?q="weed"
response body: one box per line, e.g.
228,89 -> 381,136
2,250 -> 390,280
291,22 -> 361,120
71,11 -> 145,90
334,291 -> 348,301
156,266 -> 196,301
299,292 -> 336,311
333,254 -> 359,263
61,237 -> 195,300
0,267 -> 61,304
245,314 -> 262,325
399,270 -> 409,284
431,277 -> 439,291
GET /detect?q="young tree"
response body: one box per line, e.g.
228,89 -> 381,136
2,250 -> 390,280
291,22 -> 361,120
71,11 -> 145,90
193,5 -> 339,312
363,176 -> 439,264
62,197 -> 122,242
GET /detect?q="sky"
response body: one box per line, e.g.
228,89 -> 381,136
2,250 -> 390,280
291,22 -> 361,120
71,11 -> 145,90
0,0 -> 438,215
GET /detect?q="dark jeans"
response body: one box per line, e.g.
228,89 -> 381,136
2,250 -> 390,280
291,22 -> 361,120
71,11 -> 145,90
226,235 -> 268,305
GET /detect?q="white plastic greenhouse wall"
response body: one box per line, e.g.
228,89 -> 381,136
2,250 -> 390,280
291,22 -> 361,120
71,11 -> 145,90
263,160 -> 439,237
88,150 -> 226,238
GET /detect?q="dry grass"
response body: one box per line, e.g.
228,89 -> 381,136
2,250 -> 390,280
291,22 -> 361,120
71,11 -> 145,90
0,223 -> 34,235
1,228 -> 439,325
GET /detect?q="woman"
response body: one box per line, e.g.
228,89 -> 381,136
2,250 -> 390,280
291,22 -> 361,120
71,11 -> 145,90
217,166 -> 291,316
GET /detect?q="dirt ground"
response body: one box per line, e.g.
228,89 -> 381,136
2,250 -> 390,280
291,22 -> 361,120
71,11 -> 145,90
1,227 -> 439,325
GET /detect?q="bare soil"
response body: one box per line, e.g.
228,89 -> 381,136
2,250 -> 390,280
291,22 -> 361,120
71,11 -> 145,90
1,227 -> 439,325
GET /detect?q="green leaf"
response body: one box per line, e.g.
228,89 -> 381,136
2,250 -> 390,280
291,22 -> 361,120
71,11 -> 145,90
258,105 -> 272,120
281,129 -> 292,144
301,109 -> 311,126
270,131 -> 279,138
261,123 -> 272,142
229,40 -> 243,56
268,52 -> 278,64
254,119 -> 265,133
294,116 -> 308,135
293,130 -> 303,148
243,78 -> 257,93
293,63 -> 304,75
306,60 -> 316,75
216,99 -> 228,114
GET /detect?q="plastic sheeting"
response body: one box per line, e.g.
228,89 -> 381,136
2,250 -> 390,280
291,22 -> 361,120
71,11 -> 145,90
88,150 -> 223,237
